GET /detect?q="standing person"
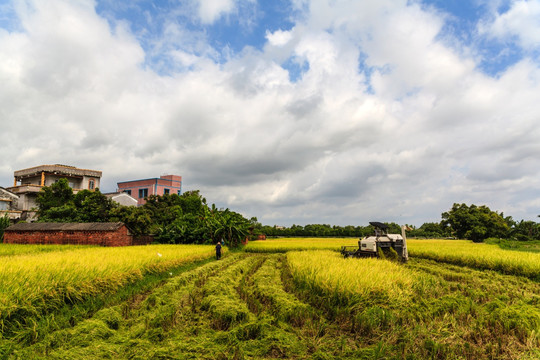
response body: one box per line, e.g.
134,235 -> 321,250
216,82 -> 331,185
215,241 -> 222,260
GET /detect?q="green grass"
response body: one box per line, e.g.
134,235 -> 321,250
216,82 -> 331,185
486,238 -> 540,253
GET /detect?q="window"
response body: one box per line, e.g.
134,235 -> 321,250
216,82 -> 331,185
0,201 -> 8,210
139,188 -> 148,199
164,188 -> 170,195
177,190 -> 181,195
89,180 -> 95,190
123,190 -> 131,196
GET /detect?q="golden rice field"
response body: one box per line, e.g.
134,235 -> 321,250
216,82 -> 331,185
247,238 -> 540,280
0,243 -> 94,257
407,239 -> 540,279
1,239 -> 539,359
0,244 -> 217,338
286,251 -> 415,306
244,237 -> 358,252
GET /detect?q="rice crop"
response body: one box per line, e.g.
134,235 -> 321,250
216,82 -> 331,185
0,243 -> 94,257
408,239 -> 540,279
245,237 -> 358,252
4,251 -> 539,360
0,244 -> 217,337
286,250 -> 415,309
248,238 -> 540,280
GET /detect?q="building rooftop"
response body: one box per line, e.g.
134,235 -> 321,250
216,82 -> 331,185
14,164 -> 102,179
5,222 -> 125,232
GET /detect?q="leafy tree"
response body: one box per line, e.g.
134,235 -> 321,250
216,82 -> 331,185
177,190 -> 206,214
0,214 -> 10,242
38,204 -> 78,222
411,222 -> 445,238
74,189 -> 117,222
36,178 -> 74,214
109,206 -> 153,236
507,220 -> 540,241
441,203 -> 509,242
213,209 -> 250,248
37,181 -> 117,223
143,194 -> 183,229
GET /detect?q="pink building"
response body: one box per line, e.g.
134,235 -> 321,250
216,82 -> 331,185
117,175 -> 182,205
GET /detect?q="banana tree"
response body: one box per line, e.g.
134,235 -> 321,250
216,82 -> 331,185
213,209 -> 250,248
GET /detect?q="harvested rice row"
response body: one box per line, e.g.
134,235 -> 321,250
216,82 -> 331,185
200,255 -> 263,330
250,254 -> 313,325
17,254 -> 247,359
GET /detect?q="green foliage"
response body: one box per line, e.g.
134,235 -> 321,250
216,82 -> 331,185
73,190 -> 116,222
409,222 -> 447,238
148,192 -> 252,247
109,206 -> 152,236
257,222 -> 398,238
485,237 -> 540,253
36,179 -> 117,223
0,214 -> 10,243
507,219 -> 540,241
441,203 -> 509,242
36,178 -> 74,212
213,209 -> 250,248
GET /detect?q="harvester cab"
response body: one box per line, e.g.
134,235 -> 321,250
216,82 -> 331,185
341,222 -> 409,262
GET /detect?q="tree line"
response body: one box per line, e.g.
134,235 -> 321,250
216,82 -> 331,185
256,203 -> 540,242
17,179 -> 540,245
34,178 -> 256,248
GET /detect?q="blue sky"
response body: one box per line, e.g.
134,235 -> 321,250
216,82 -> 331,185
1,0 -> 540,226
90,0 -> 528,77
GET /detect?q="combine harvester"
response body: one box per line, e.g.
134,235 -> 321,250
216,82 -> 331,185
341,222 -> 409,262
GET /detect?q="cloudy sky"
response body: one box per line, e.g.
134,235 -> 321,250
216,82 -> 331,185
1,0 -> 540,227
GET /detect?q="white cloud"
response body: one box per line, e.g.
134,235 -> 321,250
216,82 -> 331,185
197,0 -> 236,24
480,0 -> 540,51
1,0 -> 540,226
266,29 -> 293,47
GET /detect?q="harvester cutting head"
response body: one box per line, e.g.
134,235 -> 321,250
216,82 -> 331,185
341,222 -> 409,262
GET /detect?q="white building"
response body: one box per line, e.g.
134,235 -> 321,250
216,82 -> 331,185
0,187 -> 21,220
7,164 -> 102,212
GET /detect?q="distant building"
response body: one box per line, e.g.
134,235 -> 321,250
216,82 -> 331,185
6,164 -> 102,213
0,187 -> 21,221
104,192 -> 138,207
117,175 -> 182,205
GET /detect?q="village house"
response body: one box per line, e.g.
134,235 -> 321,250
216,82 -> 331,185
117,174 -> 182,205
6,164 -> 102,220
0,187 -> 21,220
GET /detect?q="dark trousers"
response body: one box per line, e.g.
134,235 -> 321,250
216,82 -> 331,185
216,251 -> 221,260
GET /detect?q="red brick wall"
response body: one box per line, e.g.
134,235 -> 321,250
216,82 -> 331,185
132,235 -> 154,245
4,225 -> 135,246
